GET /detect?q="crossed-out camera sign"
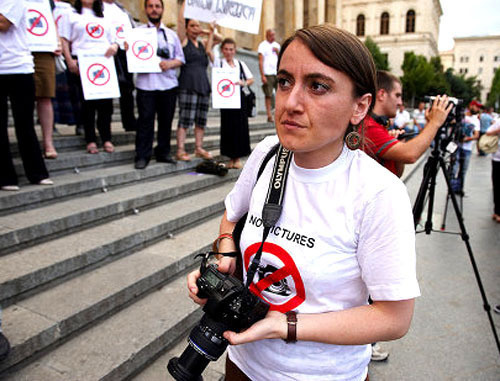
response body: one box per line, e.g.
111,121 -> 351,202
126,28 -> 161,73
25,0 -> 58,52
78,54 -> 120,100
244,242 -> 306,313
212,67 -> 241,109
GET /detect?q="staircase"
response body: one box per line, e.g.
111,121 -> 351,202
0,115 -> 274,380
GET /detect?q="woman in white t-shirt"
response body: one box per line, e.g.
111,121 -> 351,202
186,25 -> 420,380
61,0 -> 118,154
206,35 -> 254,169
0,0 -> 53,191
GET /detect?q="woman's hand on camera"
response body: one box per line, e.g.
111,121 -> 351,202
186,255 -> 236,305
223,310 -> 287,345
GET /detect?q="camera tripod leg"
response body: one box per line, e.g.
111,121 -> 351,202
437,156 -> 500,357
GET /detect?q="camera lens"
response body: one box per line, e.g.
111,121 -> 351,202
167,315 -> 229,381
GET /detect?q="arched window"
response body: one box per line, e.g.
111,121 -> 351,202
406,10 -> 415,33
356,14 -> 365,36
380,12 -> 390,35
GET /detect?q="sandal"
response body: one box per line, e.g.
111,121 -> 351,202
194,149 -> 213,160
44,149 -> 58,159
176,152 -> 191,161
232,160 -> 243,169
87,143 -> 99,154
103,142 -> 115,153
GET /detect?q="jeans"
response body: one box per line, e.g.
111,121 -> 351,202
452,147 -> 472,192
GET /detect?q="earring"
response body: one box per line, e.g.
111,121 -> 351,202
345,131 -> 361,150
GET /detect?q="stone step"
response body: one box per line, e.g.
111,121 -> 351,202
1,128 -> 274,216
0,163 -> 240,255
0,215 -> 223,374
1,271 -> 203,380
0,180 -> 234,306
11,127 -> 274,179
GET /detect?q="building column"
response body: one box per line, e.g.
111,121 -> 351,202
294,0 -> 304,30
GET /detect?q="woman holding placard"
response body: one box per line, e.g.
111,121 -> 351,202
61,0 -> 118,154
176,0 -> 221,161
206,35 -> 253,169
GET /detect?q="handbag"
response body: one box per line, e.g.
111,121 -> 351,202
478,134 -> 499,154
238,61 -> 256,118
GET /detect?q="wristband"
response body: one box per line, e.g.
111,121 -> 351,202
284,311 -> 297,343
212,233 -> 234,253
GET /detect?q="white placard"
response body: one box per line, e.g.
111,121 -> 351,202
211,67 -> 240,109
185,0 -> 262,35
25,0 -> 58,52
125,28 -> 161,73
78,54 -> 121,100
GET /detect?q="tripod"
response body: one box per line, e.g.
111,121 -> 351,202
412,133 -> 500,357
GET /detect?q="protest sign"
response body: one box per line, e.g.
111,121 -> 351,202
185,0 -> 262,35
212,67 -> 240,109
126,28 -> 161,73
25,0 -> 58,52
78,54 -> 121,100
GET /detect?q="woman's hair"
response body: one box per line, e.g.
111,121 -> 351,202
277,24 -> 377,142
221,38 -> 236,49
74,0 -> 104,17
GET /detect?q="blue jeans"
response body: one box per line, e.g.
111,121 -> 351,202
452,147 -> 472,191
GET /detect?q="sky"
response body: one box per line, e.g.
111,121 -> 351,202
438,0 -> 500,51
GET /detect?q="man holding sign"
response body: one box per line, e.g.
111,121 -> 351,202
133,0 -> 185,170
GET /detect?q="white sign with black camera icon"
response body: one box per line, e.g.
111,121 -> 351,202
126,28 -> 161,73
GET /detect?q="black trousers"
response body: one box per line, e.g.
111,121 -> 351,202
493,160 -> 500,215
68,69 -> 113,144
115,49 -> 136,131
0,74 -> 49,186
135,87 -> 177,161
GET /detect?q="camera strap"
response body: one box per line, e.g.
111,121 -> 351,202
245,145 -> 293,288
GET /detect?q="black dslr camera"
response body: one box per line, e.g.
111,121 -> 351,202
157,46 -> 170,59
167,253 -> 269,381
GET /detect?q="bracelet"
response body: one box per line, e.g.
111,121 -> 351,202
284,310 -> 297,344
212,233 -> 234,253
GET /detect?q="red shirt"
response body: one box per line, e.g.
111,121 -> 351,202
363,115 -> 400,176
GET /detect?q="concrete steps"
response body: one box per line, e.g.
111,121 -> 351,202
0,116 -> 275,378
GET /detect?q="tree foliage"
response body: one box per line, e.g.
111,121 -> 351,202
400,52 -> 482,107
487,69 -> 500,108
364,37 -> 389,71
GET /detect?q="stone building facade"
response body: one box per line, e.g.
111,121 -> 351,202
439,36 -> 500,103
121,0 -> 442,77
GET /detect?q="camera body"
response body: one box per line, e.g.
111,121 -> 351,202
167,255 -> 269,381
157,46 -> 170,59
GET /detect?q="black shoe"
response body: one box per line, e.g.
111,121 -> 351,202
135,158 -> 148,169
156,155 -> 176,164
0,332 -> 10,362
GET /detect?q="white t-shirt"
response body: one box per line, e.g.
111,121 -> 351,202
103,2 -> 132,49
412,108 -> 426,126
225,136 -> 420,381
53,1 -> 74,35
394,109 -> 411,128
461,114 -> 480,151
61,8 -> 114,57
0,0 -> 34,74
257,39 -> 280,76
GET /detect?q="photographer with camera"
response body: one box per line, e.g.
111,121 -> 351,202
363,71 -> 453,178
182,25 -> 420,381
132,0 -> 185,169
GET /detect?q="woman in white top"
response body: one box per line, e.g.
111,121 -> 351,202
0,0 -> 52,191
187,25 -> 420,380
61,0 -> 118,154
206,34 -> 254,169
486,121 -> 500,222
